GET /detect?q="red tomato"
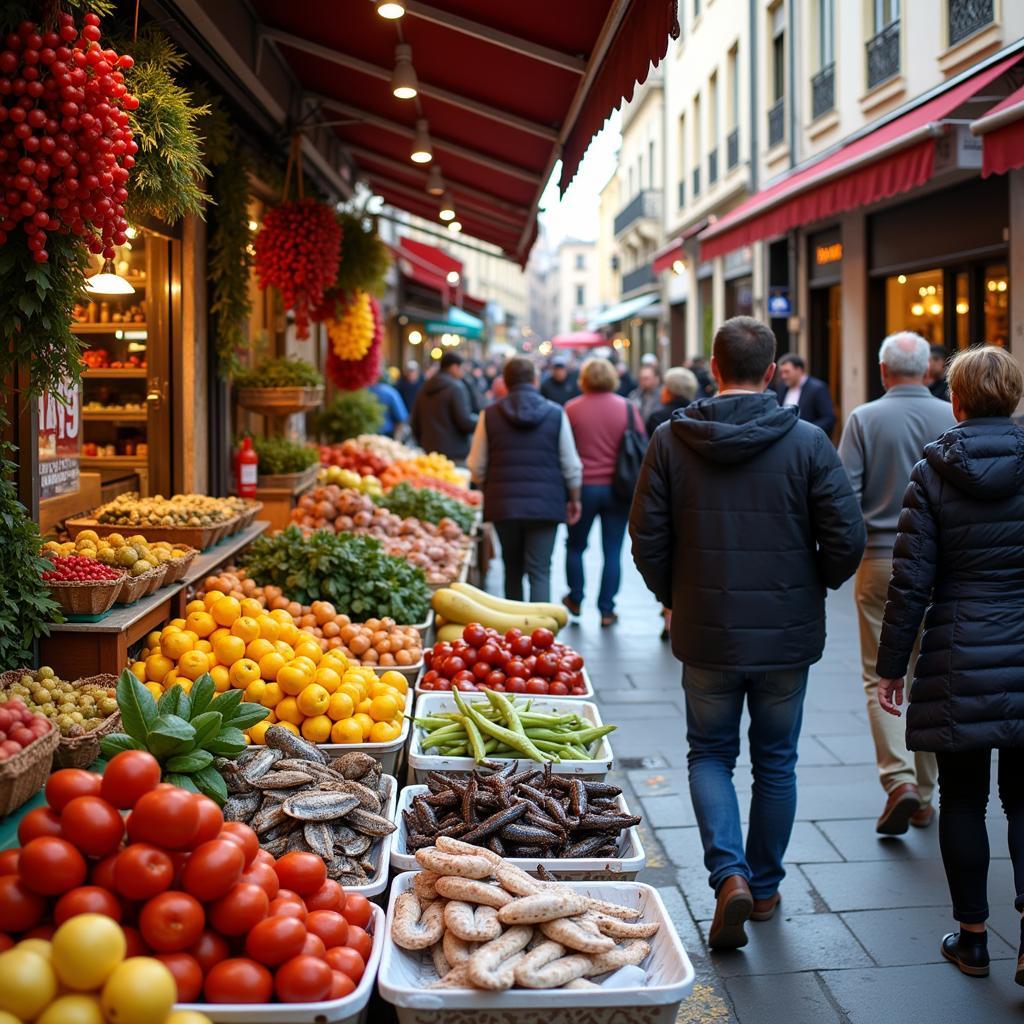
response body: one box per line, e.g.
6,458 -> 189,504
19,837 -> 87,895
505,659 -> 526,679
54,885 -> 123,924
240,861 -> 279,900
504,628 -> 522,644
0,849 -> 18,876
209,882 -> 269,935
300,932 -> 326,958
244,915 -> 307,966
18,806 -> 62,844
204,958 -> 273,1004
0,880 -> 44,935
477,643 -> 500,664
536,652 -> 560,678
549,680 -> 569,696
525,677 -> 549,695
303,913 -> 348,950
268,897 -> 306,921
156,951 -> 203,1001
23,923 -> 55,940
45,768 -> 102,812
330,970 -> 356,998
189,796 -> 225,847
90,851 -> 118,891
462,622 -> 487,647
461,647 -> 478,667
472,661 -> 491,681
341,894 -> 372,930
139,890 -> 205,951
114,844 -> 174,901
252,848 -> 275,867
344,924 -> 373,964
273,851 -> 326,896
485,670 -> 507,689
531,628 -> 555,649
181,839 -> 245,902
122,924 -> 148,957
506,676 -> 527,693
274,955 -> 332,1003
562,652 -> 584,672
441,655 -> 465,678
189,929 -> 230,974
511,635 -> 533,658
100,750 -> 161,809
60,795 -> 125,858
453,672 -> 476,691
305,879 -> 344,912
218,822 -> 258,866
127,787 -> 199,850
325,945 -> 365,983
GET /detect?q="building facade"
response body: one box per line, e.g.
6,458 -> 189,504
554,238 -> 599,336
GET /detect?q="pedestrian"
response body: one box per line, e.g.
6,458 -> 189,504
688,356 -> 716,398
614,358 -> 637,398
540,355 -> 580,406
838,331 -> 955,835
774,353 -> 836,435
876,345 -> 1024,985
396,359 -> 423,411
463,362 -> 486,415
645,366 -> 698,436
629,363 -> 662,423
629,316 -> 865,950
368,376 -> 409,438
927,344 -> 950,400
408,351 -> 478,463
467,357 -> 582,602
564,357 -> 647,627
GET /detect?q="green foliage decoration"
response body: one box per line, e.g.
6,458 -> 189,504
315,389 -> 384,442
234,356 -> 323,389
250,437 -> 319,476
332,211 -> 391,297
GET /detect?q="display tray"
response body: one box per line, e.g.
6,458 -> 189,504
415,666 -> 594,700
390,785 -> 645,880
114,562 -> 168,605
66,514 -> 241,552
235,385 -> 325,417
317,689 -> 413,777
378,874 -> 695,1023
335,773 -> 398,899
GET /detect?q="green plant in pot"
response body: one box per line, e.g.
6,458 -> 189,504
235,356 -> 324,390
250,436 -> 319,477
315,389 -> 384,442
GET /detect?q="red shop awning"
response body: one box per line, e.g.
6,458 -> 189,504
552,330 -> 605,349
394,236 -> 462,294
252,1 -> 678,263
971,83 -> 1024,177
652,237 -> 685,275
699,53 -> 1022,261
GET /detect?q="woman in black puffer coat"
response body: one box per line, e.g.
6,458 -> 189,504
877,345 -> 1024,986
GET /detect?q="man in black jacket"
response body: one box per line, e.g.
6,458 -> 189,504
629,316 -> 865,951
409,352 -> 478,462
774,353 -> 836,436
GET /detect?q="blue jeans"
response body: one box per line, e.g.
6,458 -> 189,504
565,484 -> 630,615
683,664 -> 809,899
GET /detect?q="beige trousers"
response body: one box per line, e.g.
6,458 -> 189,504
854,556 -> 937,804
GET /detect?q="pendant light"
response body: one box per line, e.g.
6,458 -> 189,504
447,220 -> 462,234
426,165 -> 444,196
376,1 -> 405,18
85,258 -> 135,295
410,118 -> 433,164
438,189 -> 456,221
391,43 -> 418,99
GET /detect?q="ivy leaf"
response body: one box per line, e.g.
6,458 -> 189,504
117,669 -> 158,745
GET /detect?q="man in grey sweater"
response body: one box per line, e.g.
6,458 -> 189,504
839,332 -> 956,836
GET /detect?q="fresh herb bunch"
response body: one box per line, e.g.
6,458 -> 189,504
243,525 -> 430,622
100,670 -> 267,804
332,211 -> 391,297
376,481 -> 475,533
251,436 -> 319,476
315,389 -> 384,442
235,356 -> 324,389
0,441 -> 62,664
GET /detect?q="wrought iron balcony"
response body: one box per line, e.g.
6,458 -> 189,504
678,179 -> 685,208
692,165 -> 701,197
622,263 -> 656,296
949,0 -> 994,45
708,147 -> 718,185
726,128 -> 739,169
767,98 -> 785,149
811,62 -> 835,120
866,20 -> 900,90
614,189 -> 662,236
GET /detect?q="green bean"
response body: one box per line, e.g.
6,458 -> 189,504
459,713 -> 487,763
484,688 -> 528,737
453,690 -> 551,762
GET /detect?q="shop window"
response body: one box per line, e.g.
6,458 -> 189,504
984,263 -> 1009,347
725,276 -> 753,318
954,271 -> 970,350
886,269 -> 943,345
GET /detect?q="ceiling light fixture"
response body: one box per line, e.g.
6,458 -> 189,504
446,270 -> 460,286
376,1 -> 405,19
85,258 -> 135,295
410,118 -> 433,163
391,43 -> 418,99
426,165 -> 445,196
447,220 -> 462,233
438,189 -> 456,221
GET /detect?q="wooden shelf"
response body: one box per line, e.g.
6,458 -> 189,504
80,455 -> 147,468
82,368 -> 147,379
82,410 -> 147,422
72,323 -> 149,334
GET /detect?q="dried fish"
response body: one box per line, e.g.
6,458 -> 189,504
333,825 -> 373,857
345,806 -> 398,837
239,747 -> 283,783
282,791 -> 361,822
251,802 -> 288,834
329,751 -> 376,779
251,770 -> 314,790
264,725 -> 328,764
319,779 -> 381,812
304,821 -> 336,860
223,791 -> 261,822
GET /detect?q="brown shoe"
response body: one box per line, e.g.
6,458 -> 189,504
876,783 -> 922,835
750,893 -> 781,921
708,875 -> 753,950
910,804 -> 935,829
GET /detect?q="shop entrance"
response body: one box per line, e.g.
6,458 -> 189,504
810,283 -> 842,432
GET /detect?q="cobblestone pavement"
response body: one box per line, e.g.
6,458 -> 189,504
490,529 -> 1024,1024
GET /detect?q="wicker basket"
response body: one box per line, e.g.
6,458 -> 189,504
142,561 -> 169,596
235,385 -> 324,416
0,717 -> 59,816
66,517 -> 227,552
161,546 -> 198,585
115,563 -> 165,605
47,572 -> 125,616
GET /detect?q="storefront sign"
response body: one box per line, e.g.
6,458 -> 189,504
815,243 -> 843,266
38,382 -> 80,500
768,288 -> 791,317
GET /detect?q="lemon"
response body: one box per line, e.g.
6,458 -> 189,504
100,958 -> 176,1024
301,714 -> 332,743
37,994 -> 105,1024
52,913 -> 126,991
0,948 -> 58,1019
248,720 -> 272,744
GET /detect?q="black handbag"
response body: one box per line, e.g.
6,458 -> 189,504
612,401 -> 646,501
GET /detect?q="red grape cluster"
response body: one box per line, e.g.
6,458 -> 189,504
0,697 -> 51,760
0,12 -> 138,263
42,554 -> 122,582
254,199 -> 342,340
326,294 -> 382,390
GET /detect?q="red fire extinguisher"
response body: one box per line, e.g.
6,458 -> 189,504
236,436 -> 259,498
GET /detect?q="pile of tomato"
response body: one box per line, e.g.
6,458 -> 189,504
0,751 -> 375,1006
420,625 -> 588,695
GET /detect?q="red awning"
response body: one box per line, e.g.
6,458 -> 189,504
652,238 -> 685,275
699,53 -> 1021,261
972,83 -> 1024,177
252,1 -> 678,262
394,236 -> 462,294
552,330 -> 605,349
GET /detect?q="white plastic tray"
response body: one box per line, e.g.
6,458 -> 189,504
390,785 -> 645,880
415,666 -> 595,700
378,874 -> 695,1024
369,658 -> 425,685
177,903 -> 384,1023
345,773 -> 397,899
407,694 -> 613,783
318,690 -> 413,777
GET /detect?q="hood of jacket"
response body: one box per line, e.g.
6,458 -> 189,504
925,419 -> 1024,500
671,392 -> 799,465
496,384 -> 556,430
422,371 -> 458,397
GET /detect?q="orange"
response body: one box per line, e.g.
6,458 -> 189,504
210,665 -> 231,692
129,661 -> 147,683
214,635 -> 247,667
211,596 -> 241,627
301,715 -> 332,743
369,693 -> 399,723
291,656 -> 317,677
274,720 -> 300,737
245,638 -> 275,663
256,615 -> 280,642
144,654 -> 174,684
353,712 -> 374,741
209,627 -> 230,643
144,681 -> 163,701
177,678 -> 194,695
244,679 -> 267,704
229,658 -> 260,688
268,608 -> 293,624
195,639 -> 213,655
275,696 -> 303,725
145,630 -> 162,647
185,599 -> 205,616
277,663 -> 312,696
356,697 -> 372,716
231,616 -> 261,644
258,652 -> 286,681
169,617 -> 187,629
260,682 -> 284,708
273,641 -> 296,660
277,622 -> 300,646
369,720 -> 400,743
160,631 -> 194,661
202,589 -> 226,610
264,708 -> 278,724
313,666 -> 342,694
185,611 -> 216,639
178,650 -> 211,682
338,683 -> 362,708
164,668 -> 179,687
326,691 -> 355,721
293,641 -> 322,665
248,721 -> 272,745
322,652 -> 347,672
330,718 -> 363,744
296,683 -> 330,717
240,598 -> 264,619
380,670 -> 409,693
